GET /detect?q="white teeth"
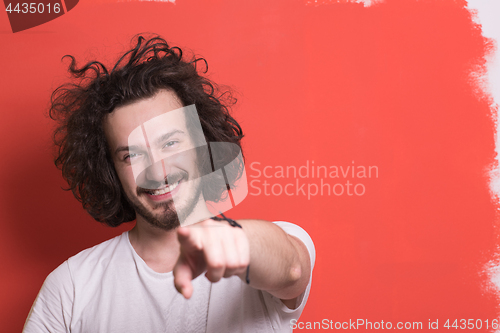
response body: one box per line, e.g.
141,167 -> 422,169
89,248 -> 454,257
149,181 -> 180,196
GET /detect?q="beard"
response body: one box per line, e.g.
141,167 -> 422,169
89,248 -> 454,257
130,199 -> 180,231
126,173 -> 203,231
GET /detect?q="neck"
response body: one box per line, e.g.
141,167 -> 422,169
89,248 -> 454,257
128,218 -> 179,273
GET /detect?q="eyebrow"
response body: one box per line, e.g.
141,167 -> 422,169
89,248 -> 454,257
154,129 -> 185,146
113,130 -> 186,156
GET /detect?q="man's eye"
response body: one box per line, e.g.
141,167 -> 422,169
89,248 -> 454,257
124,153 -> 141,161
163,141 -> 178,149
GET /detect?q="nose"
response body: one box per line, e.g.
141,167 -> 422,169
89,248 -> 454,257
145,159 -> 169,184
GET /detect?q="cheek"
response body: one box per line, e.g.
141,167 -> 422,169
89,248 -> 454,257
114,165 -> 136,191
168,150 -> 198,174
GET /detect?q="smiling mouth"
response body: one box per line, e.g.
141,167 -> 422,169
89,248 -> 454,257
145,180 -> 181,196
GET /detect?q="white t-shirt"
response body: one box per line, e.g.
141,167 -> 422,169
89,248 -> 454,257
23,222 -> 315,333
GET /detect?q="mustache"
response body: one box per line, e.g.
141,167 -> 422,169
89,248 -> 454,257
136,171 -> 187,194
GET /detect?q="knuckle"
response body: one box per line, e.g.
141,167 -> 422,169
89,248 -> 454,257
225,258 -> 238,269
208,259 -> 224,269
239,257 -> 250,267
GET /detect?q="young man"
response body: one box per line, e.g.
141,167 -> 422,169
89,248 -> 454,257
23,35 -> 315,333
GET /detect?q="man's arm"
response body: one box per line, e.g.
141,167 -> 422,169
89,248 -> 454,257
173,219 -> 312,308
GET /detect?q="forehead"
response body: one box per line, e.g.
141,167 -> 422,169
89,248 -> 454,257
104,90 -> 185,148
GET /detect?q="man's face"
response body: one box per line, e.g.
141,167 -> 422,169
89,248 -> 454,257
104,90 -> 204,230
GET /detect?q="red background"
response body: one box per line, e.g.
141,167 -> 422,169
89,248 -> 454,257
1,0 -> 498,331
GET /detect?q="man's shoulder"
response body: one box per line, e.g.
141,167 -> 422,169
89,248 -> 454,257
24,233 -> 132,332
65,232 -> 129,277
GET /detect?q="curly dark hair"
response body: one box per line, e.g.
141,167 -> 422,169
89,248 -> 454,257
50,34 -> 244,227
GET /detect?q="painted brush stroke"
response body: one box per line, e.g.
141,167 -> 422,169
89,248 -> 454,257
467,1 -> 500,325
295,0 -> 498,323
305,0 -> 377,7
